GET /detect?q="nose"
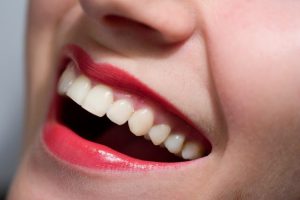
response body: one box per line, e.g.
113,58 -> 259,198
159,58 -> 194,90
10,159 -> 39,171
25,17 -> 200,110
79,0 -> 196,43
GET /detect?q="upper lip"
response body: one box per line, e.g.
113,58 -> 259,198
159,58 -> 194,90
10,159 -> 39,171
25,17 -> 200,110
61,44 -> 210,145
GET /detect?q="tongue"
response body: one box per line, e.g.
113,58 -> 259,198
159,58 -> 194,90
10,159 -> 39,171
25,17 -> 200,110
96,125 -> 183,162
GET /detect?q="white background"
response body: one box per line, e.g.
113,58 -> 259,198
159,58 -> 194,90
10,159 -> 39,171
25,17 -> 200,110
0,1 -> 26,192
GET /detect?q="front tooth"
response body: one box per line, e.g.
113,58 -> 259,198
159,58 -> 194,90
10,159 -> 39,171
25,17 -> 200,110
58,63 -> 76,95
164,133 -> 185,154
82,84 -> 114,117
66,75 -> 91,105
128,108 -> 154,136
148,124 -> 171,145
181,141 -> 203,160
106,99 -> 134,125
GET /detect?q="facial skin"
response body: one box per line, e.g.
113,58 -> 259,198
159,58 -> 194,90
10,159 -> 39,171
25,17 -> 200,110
8,0 -> 300,199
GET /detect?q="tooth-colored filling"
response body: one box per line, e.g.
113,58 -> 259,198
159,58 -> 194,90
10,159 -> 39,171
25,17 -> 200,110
58,63 -> 205,160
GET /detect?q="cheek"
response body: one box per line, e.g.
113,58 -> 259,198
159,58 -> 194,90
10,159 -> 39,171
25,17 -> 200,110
199,1 -> 300,192
204,1 -> 300,140
212,40 -> 300,135
27,0 -> 77,83
28,0 -> 76,28
26,0 -> 77,146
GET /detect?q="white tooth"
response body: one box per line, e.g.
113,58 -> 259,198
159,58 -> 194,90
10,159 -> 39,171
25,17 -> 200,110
128,108 -> 154,136
164,133 -> 185,154
66,75 -> 91,105
82,84 -> 114,117
106,99 -> 134,125
148,124 -> 171,145
58,63 -> 76,95
181,141 -> 203,160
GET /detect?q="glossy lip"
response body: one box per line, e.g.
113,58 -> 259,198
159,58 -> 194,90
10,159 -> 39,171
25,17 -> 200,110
42,44 -> 211,171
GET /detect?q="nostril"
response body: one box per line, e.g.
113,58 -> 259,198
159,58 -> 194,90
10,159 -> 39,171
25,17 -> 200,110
80,0 -> 196,44
103,15 -> 154,31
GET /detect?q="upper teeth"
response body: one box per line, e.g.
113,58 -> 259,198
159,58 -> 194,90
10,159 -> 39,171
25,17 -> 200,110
148,124 -> 171,145
128,108 -> 154,136
106,99 -> 134,125
82,84 -> 114,117
58,62 -> 205,160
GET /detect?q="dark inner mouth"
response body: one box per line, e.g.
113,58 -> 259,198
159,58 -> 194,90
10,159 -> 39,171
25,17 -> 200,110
58,96 -> 185,162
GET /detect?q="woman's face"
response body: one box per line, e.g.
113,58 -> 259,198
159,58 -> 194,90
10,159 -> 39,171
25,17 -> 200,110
9,0 -> 300,199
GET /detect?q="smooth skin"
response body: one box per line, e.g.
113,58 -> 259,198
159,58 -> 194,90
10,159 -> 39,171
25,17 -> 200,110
8,0 -> 300,199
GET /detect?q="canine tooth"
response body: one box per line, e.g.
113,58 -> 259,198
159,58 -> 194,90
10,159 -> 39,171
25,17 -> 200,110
58,63 -> 76,95
181,141 -> 203,160
66,75 -> 91,105
128,108 -> 154,136
82,84 -> 114,117
148,124 -> 171,145
164,133 -> 185,154
106,99 -> 134,125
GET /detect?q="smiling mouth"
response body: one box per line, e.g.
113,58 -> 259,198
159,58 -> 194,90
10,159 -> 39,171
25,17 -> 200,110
43,44 -> 211,170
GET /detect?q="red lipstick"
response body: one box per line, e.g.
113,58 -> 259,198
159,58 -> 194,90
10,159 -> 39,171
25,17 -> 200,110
42,44 -> 209,171
43,121 -> 173,170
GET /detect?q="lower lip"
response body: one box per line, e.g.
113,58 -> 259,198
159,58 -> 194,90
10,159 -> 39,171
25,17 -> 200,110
42,120 -> 192,171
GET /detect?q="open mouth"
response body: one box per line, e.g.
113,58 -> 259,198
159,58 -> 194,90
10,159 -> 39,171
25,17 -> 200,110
43,45 -> 211,170
58,95 -> 186,162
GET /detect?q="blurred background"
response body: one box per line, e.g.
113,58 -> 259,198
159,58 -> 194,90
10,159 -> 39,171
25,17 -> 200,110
0,1 -> 26,197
